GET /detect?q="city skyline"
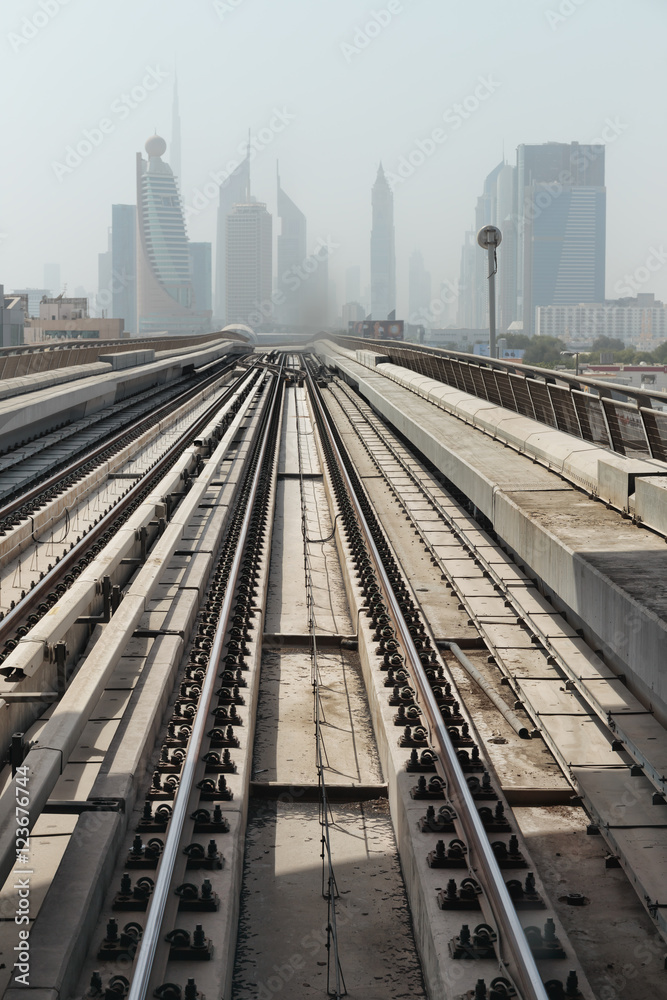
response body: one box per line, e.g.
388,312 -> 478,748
1,1 -> 662,323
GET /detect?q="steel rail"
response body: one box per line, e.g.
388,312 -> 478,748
0,356 -> 242,519
327,380 -> 534,742
332,375 -> 667,808
0,362 -> 260,651
127,363 -> 285,1000
307,370 -> 549,1000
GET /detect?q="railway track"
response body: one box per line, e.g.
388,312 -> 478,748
0,357 -> 255,662
0,351 -> 663,1000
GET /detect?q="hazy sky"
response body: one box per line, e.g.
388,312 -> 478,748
1,0 -> 664,318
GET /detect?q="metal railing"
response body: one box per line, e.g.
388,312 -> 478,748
329,335 -> 667,462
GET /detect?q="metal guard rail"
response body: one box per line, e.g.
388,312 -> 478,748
328,334 -> 667,463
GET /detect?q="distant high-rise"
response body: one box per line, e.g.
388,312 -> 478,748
276,165 -> 307,328
11,288 -> 50,319
171,76 -> 182,190
98,229 -> 112,317
136,134 -> 208,335
215,152 -> 250,323
370,164 -> 395,320
43,263 -> 60,296
459,143 -> 605,336
517,142 -> 605,335
188,242 -> 212,317
457,231 -> 479,329
111,204 -> 137,333
408,250 -> 432,325
225,200 -> 272,327
458,160 -> 517,331
301,241 -> 329,330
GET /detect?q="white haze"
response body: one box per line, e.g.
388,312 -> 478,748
0,0 -> 663,317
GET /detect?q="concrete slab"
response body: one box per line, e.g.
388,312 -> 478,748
89,688 -> 133,721
480,622 -> 544,649
609,713 -> 667,775
572,768 -> 663,827
517,678 -> 591,717
254,649 -> 381,787
0,830 -> 72,923
636,475 -> 667,535
232,800 -> 426,1000
540,717 -> 619,767
68,718 -> 120,763
50,762 -> 101,801
548,637 -> 617,681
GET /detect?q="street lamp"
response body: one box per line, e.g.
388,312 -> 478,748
560,350 -> 580,376
477,225 -> 502,359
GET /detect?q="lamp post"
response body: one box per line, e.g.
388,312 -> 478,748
477,225 -> 502,359
560,350 -> 580,376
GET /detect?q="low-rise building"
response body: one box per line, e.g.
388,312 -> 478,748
24,317 -> 125,342
1,286 -> 25,347
536,294 -> 667,348
40,296 -> 89,321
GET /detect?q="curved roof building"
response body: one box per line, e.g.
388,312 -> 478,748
136,135 -> 209,335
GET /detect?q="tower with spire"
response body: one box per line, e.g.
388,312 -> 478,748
171,74 -> 182,189
370,163 -> 396,320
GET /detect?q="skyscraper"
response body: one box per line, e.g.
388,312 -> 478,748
457,231 -> 479,329
215,153 -> 250,323
225,200 -> 272,327
276,165 -> 307,329
188,242 -> 212,317
136,134 -> 207,335
370,164 -> 396,320
171,76 -> 182,191
517,142 -> 605,335
459,144 -> 605,336
111,204 -> 137,332
301,241 -> 329,330
458,161 -> 517,331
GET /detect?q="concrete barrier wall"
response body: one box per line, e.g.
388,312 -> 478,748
0,339 -> 247,447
